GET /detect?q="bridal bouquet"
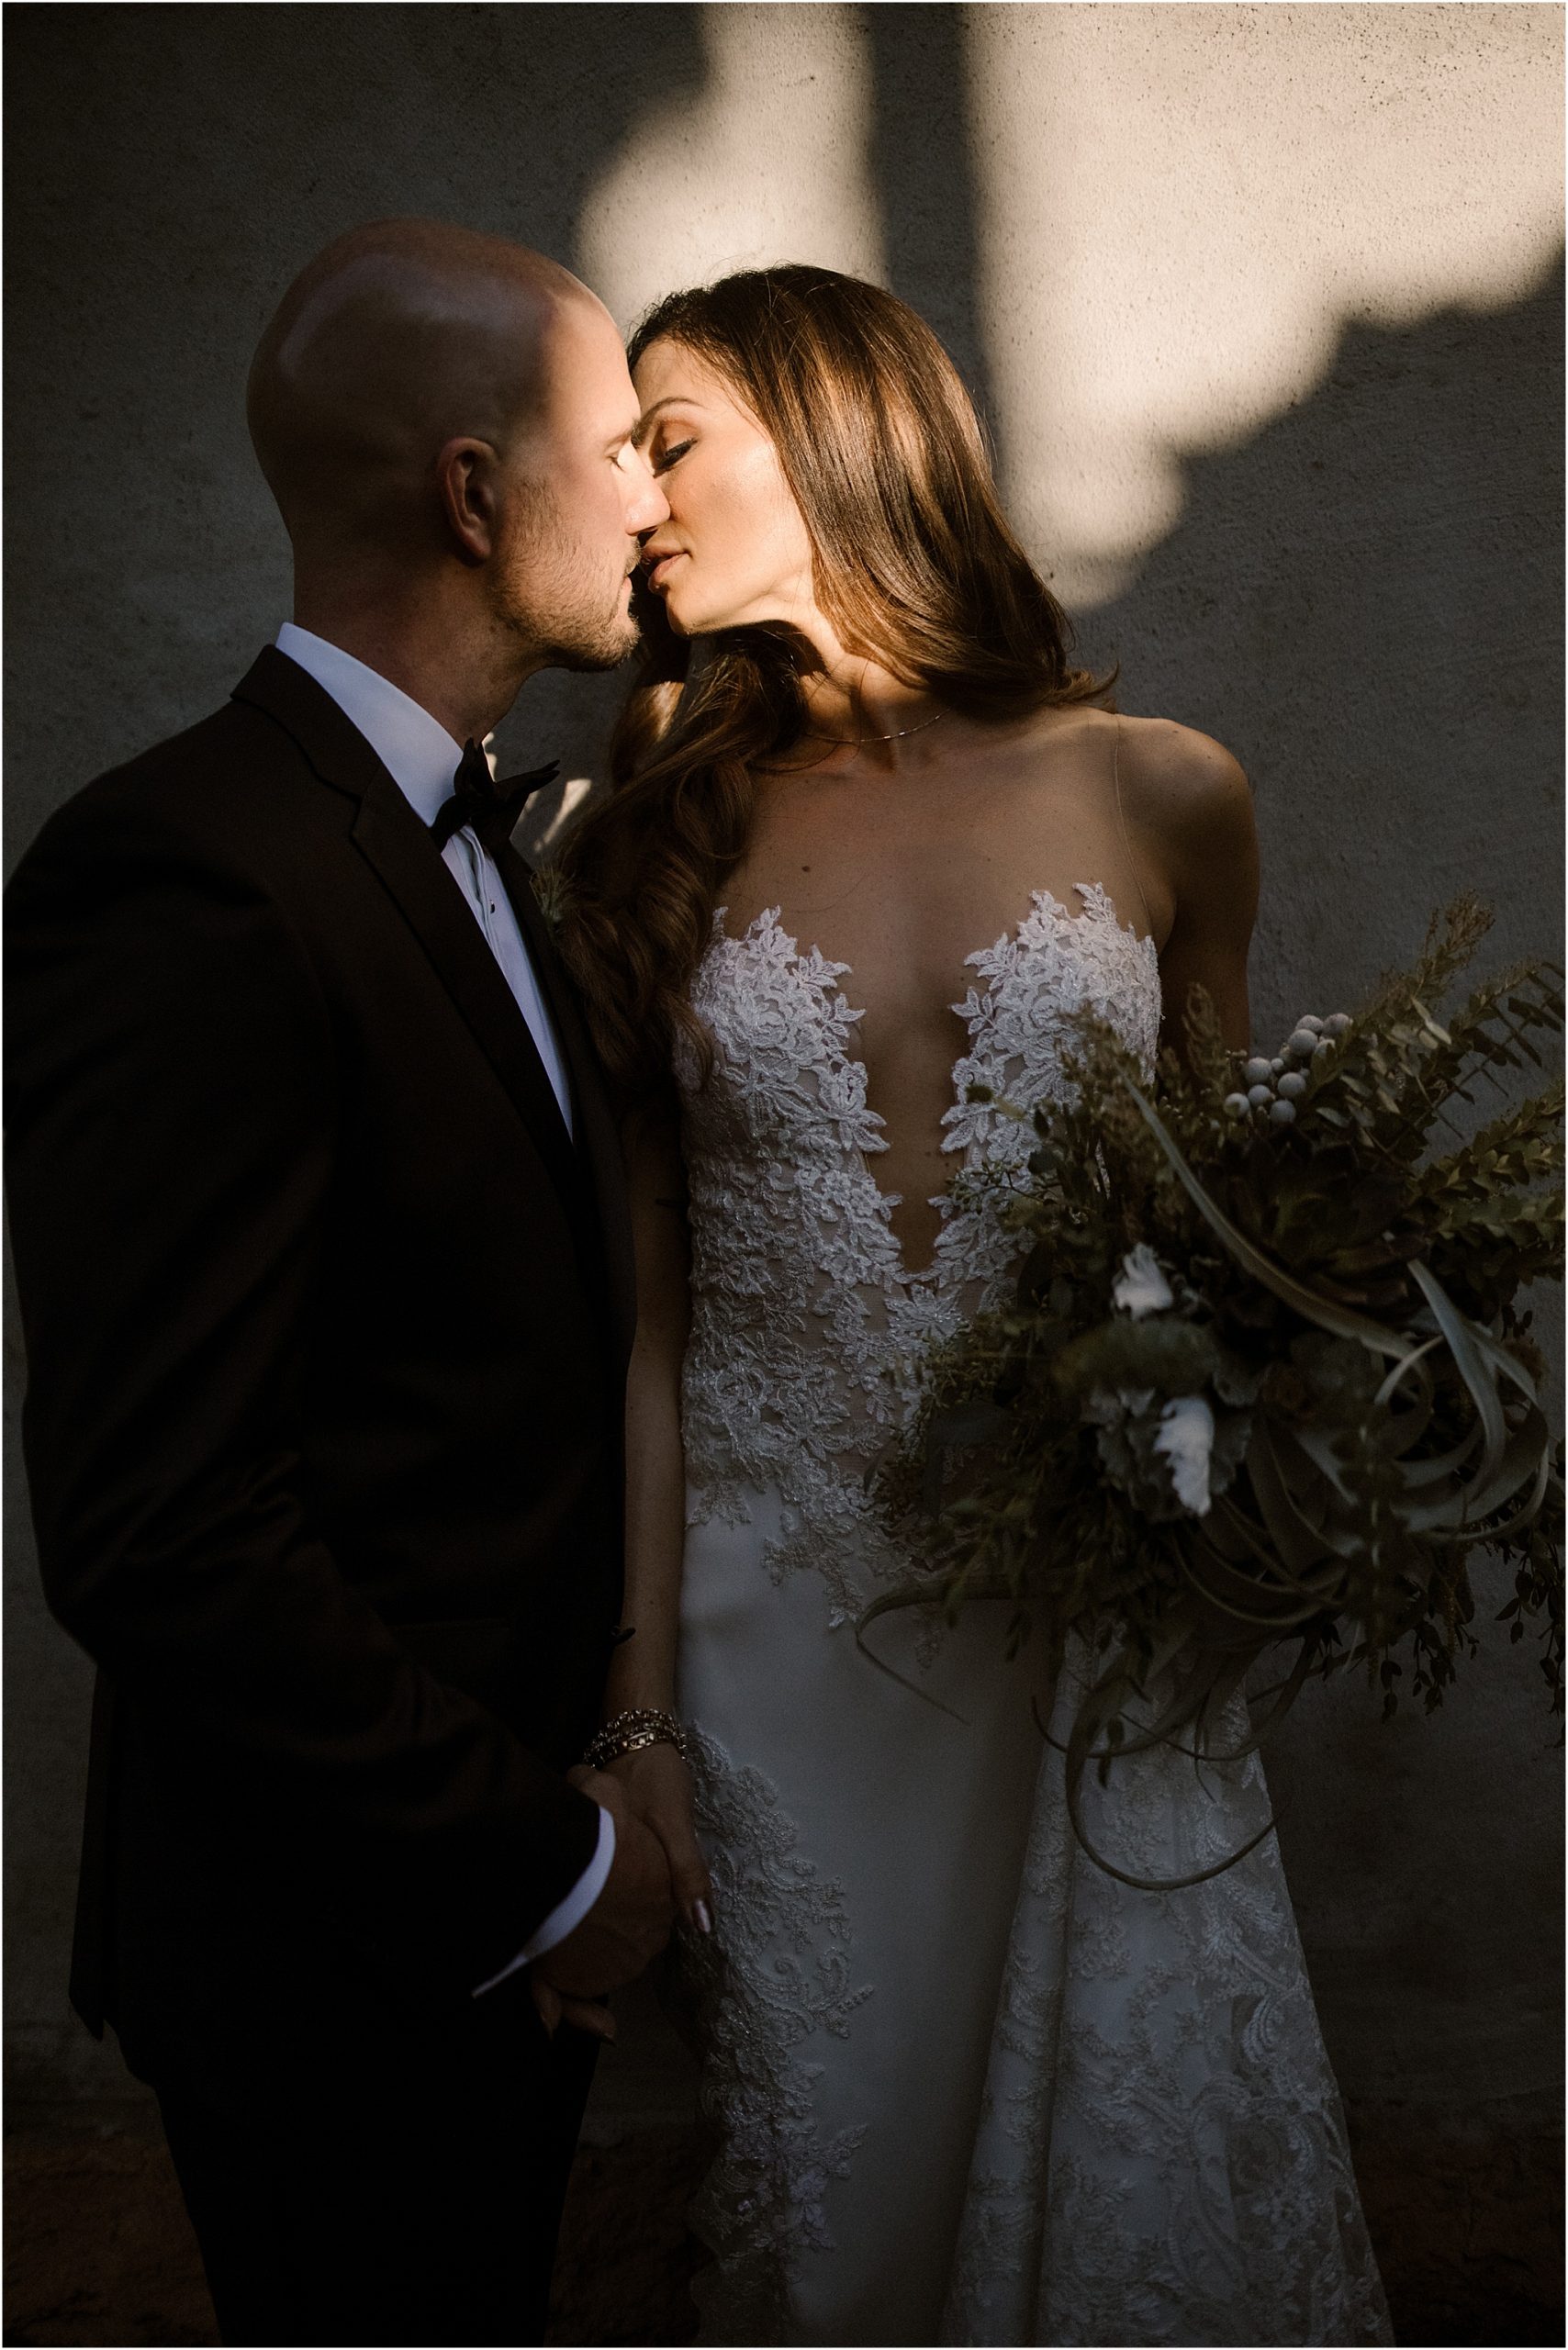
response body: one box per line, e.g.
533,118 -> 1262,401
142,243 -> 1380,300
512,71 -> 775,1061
870,897 -> 1563,1866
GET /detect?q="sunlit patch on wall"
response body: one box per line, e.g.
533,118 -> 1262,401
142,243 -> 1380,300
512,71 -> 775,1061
577,2 -> 886,335
966,4 -> 1564,609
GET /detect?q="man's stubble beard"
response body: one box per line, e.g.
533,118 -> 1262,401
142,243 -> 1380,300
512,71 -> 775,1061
546,608 -> 641,674
496,490 -> 642,675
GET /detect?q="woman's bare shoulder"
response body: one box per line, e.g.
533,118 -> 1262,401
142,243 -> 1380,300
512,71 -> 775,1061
1110,712 -> 1250,837
1004,703 -> 1245,806
1102,714 -> 1259,965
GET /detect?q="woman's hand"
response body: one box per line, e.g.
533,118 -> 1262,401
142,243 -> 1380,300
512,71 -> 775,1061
603,1740 -> 714,1937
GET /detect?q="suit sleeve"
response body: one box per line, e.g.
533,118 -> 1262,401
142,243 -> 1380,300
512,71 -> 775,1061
4,799 -> 602,1997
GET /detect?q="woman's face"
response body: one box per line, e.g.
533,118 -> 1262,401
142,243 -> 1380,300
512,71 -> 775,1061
632,338 -> 816,637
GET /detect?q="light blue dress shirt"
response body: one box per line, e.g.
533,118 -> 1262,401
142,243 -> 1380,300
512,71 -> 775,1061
275,625 -> 614,1986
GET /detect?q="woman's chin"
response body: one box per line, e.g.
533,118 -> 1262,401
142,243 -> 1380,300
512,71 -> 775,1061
656,590 -> 703,640
667,594 -> 790,640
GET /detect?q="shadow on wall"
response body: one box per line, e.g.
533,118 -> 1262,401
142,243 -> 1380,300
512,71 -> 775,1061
1074,261 -> 1565,1028
864,2 -> 994,432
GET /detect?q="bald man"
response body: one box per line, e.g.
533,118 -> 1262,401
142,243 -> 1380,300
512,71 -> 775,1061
6,221 -> 677,2345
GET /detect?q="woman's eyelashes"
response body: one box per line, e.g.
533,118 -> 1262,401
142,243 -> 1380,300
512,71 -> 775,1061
653,437 -> 694,475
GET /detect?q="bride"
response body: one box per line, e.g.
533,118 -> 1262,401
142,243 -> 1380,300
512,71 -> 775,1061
557,265 -> 1391,2348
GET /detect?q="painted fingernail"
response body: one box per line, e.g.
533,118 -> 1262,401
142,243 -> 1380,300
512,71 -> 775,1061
693,1898 -> 713,1936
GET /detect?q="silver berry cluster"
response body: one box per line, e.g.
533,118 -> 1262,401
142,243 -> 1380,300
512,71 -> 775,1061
1223,1012 -> 1351,1125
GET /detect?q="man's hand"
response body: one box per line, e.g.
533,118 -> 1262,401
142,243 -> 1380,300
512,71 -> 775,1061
530,1764 -> 675,1998
529,1976 -> 617,2043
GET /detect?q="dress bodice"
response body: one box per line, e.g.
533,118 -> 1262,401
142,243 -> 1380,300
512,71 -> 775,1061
675,881 -> 1161,1621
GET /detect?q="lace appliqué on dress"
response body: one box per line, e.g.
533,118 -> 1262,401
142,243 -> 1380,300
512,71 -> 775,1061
677,886 -> 1161,1628
682,1727 -> 873,2345
943,1673 -> 1392,2348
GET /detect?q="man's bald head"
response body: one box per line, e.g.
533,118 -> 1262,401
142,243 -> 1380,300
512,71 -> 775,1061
248,219 -> 667,723
247,218 -> 599,552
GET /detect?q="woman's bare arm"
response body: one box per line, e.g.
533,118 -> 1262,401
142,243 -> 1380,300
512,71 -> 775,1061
1123,719 -> 1260,1059
607,1092 -> 691,1714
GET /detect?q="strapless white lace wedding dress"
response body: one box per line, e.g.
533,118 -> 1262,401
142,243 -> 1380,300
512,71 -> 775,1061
671,884 -> 1392,2348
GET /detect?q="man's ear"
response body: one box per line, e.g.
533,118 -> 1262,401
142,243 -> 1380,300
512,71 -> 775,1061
436,436 -> 498,565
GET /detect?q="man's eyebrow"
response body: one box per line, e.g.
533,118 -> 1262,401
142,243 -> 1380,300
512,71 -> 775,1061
631,394 -> 701,450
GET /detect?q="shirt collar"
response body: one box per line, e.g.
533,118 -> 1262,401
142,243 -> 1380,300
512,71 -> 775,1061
275,623 -> 466,826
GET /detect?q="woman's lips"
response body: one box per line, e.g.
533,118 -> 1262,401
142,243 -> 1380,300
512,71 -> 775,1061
644,551 -> 686,591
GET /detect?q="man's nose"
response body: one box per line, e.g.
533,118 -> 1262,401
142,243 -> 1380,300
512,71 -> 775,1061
627,472 -> 670,534
622,444 -> 669,534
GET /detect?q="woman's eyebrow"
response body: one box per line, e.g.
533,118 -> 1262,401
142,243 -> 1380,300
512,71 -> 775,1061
632,395 -> 705,449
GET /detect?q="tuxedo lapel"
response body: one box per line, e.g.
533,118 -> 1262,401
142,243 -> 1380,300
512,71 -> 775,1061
498,845 -> 637,1371
231,649 -> 583,1237
350,782 -> 583,1214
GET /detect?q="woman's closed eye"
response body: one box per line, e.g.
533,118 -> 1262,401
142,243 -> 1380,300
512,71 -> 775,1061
653,438 -> 694,475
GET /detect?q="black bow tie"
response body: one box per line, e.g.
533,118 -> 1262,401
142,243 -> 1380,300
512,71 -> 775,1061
429,739 -> 561,854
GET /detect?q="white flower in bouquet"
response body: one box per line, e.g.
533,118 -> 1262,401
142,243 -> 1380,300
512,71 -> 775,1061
1112,1243 -> 1175,1318
1083,1380 -> 1247,1521
1154,1393 -> 1217,1516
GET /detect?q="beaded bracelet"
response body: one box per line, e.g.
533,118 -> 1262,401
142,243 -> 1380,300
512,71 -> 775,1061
582,1706 -> 691,1770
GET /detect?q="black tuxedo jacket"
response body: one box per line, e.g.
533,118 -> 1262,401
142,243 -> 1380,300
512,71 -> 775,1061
5,647 -> 636,2088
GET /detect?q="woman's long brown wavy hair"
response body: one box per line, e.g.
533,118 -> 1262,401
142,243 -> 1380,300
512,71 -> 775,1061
556,264 -> 1111,1093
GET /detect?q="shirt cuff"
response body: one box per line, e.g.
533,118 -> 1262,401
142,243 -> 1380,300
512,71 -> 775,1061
470,1805 -> 617,1998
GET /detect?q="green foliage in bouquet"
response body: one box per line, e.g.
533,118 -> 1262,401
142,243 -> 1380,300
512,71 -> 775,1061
869,897 -> 1563,1886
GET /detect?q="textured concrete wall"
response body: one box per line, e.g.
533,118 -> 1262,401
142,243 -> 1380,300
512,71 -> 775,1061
6,3 -> 1562,2278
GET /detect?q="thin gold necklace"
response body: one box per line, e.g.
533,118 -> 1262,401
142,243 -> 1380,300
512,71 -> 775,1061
804,709 -> 948,746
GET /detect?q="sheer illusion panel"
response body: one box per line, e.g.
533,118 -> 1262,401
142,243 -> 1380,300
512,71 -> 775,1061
675,883 -> 1159,1624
